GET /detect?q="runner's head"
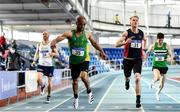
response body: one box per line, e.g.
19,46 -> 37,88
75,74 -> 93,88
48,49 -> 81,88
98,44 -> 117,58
130,15 -> 139,28
157,32 -> 164,44
76,16 -> 86,32
42,31 -> 49,41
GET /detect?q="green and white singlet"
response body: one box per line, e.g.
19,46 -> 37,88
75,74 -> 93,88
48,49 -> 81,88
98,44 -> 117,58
152,42 -> 168,67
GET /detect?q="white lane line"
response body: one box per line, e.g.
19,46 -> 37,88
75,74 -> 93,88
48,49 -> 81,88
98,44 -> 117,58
93,77 -> 118,112
2,85 -> 71,111
167,77 -> 180,83
130,81 -> 145,112
2,75 -> 107,111
142,77 -> 180,103
46,75 -> 111,112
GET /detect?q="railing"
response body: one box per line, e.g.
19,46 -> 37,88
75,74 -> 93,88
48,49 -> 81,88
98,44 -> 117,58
108,59 -> 123,70
91,6 -> 180,28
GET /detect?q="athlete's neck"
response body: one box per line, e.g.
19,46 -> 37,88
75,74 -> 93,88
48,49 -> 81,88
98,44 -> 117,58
42,40 -> 49,45
76,30 -> 83,34
131,27 -> 138,33
75,30 -> 83,37
158,43 -> 163,47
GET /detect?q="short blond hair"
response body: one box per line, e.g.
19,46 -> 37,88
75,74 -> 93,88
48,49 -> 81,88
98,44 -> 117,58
130,15 -> 139,20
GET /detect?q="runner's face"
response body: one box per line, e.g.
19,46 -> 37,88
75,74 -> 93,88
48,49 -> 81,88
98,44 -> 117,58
76,19 -> 86,32
158,38 -> 164,44
130,17 -> 139,28
43,32 -> 49,41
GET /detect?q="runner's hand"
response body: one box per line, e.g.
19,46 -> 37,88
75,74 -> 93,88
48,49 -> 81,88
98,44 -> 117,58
31,61 -> 36,67
125,37 -> 133,44
49,52 -> 54,57
100,52 -> 106,60
50,40 -> 56,48
166,57 -> 173,64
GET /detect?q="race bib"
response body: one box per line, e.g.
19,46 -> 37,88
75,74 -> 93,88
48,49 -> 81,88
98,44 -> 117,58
155,57 -> 165,61
72,48 -> 84,56
155,54 -> 165,61
130,40 -> 142,48
40,50 -> 50,58
42,52 -> 49,58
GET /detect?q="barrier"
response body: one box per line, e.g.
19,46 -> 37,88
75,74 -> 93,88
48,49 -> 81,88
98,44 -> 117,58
0,69 -> 71,107
109,59 -> 123,70
0,71 -> 17,100
0,68 -> 108,107
25,71 -> 38,93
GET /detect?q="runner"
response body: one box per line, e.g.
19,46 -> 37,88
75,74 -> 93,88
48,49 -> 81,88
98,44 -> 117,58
144,32 -> 173,101
116,14 -> 147,108
32,31 -> 58,103
50,16 -> 106,109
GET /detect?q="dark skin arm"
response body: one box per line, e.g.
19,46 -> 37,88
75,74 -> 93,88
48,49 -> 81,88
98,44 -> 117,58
50,31 -> 72,47
87,32 -> 106,60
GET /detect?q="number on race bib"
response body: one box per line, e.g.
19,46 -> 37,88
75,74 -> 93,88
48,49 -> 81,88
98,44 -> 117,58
130,40 -> 142,48
131,43 -> 142,48
155,57 -> 165,61
43,53 -> 47,57
72,48 -> 84,56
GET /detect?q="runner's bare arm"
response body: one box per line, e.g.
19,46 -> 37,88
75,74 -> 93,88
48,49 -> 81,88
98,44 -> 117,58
115,31 -> 128,47
51,31 -> 72,47
33,43 -> 40,63
87,32 -> 106,60
145,44 -> 154,61
167,44 -> 173,59
143,35 -> 147,50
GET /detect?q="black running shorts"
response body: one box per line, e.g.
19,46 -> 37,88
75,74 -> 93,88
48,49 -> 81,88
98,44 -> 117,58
70,61 -> 89,79
37,65 -> 54,77
152,66 -> 168,74
123,58 -> 142,77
